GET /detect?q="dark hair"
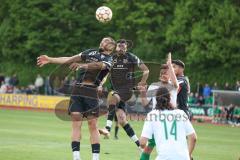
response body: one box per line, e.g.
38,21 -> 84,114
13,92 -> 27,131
155,87 -> 173,110
172,59 -> 185,69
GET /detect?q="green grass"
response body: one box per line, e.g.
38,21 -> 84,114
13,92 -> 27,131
0,109 -> 239,160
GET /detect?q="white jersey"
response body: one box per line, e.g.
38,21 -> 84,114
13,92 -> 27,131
141,109 -> 195,160
147,81 -> 178,109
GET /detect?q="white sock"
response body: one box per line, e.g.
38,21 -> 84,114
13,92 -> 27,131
106,120 -> 113,128
131,135 -> 139,142
92,153 -> 99,160
73,151 -> 81,160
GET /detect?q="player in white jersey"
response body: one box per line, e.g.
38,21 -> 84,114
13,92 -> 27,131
140,87 -> 197,160
139,53 -> 179,160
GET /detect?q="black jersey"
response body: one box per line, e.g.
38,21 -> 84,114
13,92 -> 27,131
177,75 -> 189,111
110,52 -> 143,91
77,49 -> 112,86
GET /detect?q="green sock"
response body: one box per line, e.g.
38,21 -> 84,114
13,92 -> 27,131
140,152 -> 150,160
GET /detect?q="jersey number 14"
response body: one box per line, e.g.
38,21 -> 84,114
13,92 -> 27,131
161,119 -> 177,141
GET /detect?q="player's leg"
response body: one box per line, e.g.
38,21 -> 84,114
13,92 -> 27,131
69,94 -> 84,160
88,118 -> 100,160
116,105 -> 140,148
105,92 -> 120,132
140,136 -> 155,160
114,115 -> 119,139
71,112 -> 83,160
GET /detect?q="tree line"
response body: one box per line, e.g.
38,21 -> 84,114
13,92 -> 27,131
0,0 -> 239,89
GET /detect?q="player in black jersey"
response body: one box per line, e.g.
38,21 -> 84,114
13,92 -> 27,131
172,60 -> 191,117
99,39 -> 149,150
37,37 -> 116,160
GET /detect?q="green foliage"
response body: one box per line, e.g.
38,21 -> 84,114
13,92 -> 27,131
0,0 -> 239,87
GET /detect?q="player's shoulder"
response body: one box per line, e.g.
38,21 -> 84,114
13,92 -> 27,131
173,109 -> 186,114
127,52 -> 138,60
82,48 -> 98,55
177,76 -> 188,84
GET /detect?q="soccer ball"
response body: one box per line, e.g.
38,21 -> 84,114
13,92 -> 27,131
96,6 -> 112,23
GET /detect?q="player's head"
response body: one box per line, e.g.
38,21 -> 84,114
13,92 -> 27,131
155,87 -> 173,110
159,64 -> 169,83
116,39 -> 128,54
99,37 -> 116,54
172,59 -> 185,76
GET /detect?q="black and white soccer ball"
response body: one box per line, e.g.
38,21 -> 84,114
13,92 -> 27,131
96,6 -> 112,23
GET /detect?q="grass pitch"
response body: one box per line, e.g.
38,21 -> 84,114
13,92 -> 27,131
0,109 -> 239,160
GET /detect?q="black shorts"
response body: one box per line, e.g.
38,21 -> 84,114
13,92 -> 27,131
68,84 -> 99,118
112,89 -> 133,102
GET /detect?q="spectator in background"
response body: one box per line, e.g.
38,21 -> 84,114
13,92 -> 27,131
0,82 -> 7,93
235,81 -> 240,91
204,96 -> 213,106
25,86 -> 34,94
197,96 -> 204,106
45,76 -> 53,95
233,106 -> 240,126
212,82 -> 219,90
4,75 -> 10,85
0,73 -> 5,86
203,84 -> 211,98
224,82 -> 231,90
0,81 -> 13,93
20,86 -> 26,94
9,74 -> 19,87
197,95 -> 204,106
197,82 -> 203,96
13,86 -> 21,94
225,104 -> 235,124
35,74 -> 44,94
188,92 -> 197,105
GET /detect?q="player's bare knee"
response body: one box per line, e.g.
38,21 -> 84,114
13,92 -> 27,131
71,112 -> 81,121
88,119 -> 98,131
117,112 -> 127,126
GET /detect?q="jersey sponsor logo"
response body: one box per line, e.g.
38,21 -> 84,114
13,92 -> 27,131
89,51 -> 97,55
86,57 -> 99,62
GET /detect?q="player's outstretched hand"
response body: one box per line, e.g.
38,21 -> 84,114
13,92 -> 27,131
37,55 -> 50,67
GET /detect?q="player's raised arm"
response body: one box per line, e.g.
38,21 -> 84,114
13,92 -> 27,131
139,85 -> 149,107
167,52 -> 179,89
138,63 -> 149,86
37,54 -> 82,67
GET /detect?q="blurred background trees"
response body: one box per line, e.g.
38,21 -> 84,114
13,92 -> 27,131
0,0 -> 239,88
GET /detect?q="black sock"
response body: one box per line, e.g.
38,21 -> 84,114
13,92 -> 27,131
123,123 -> 134,137
71,141 -> 80,152
108,105 -> 116,121
123,123 -> 140,147
135,140 -> 140,147
114,126 -> 119,137
91,143 -> 100,153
